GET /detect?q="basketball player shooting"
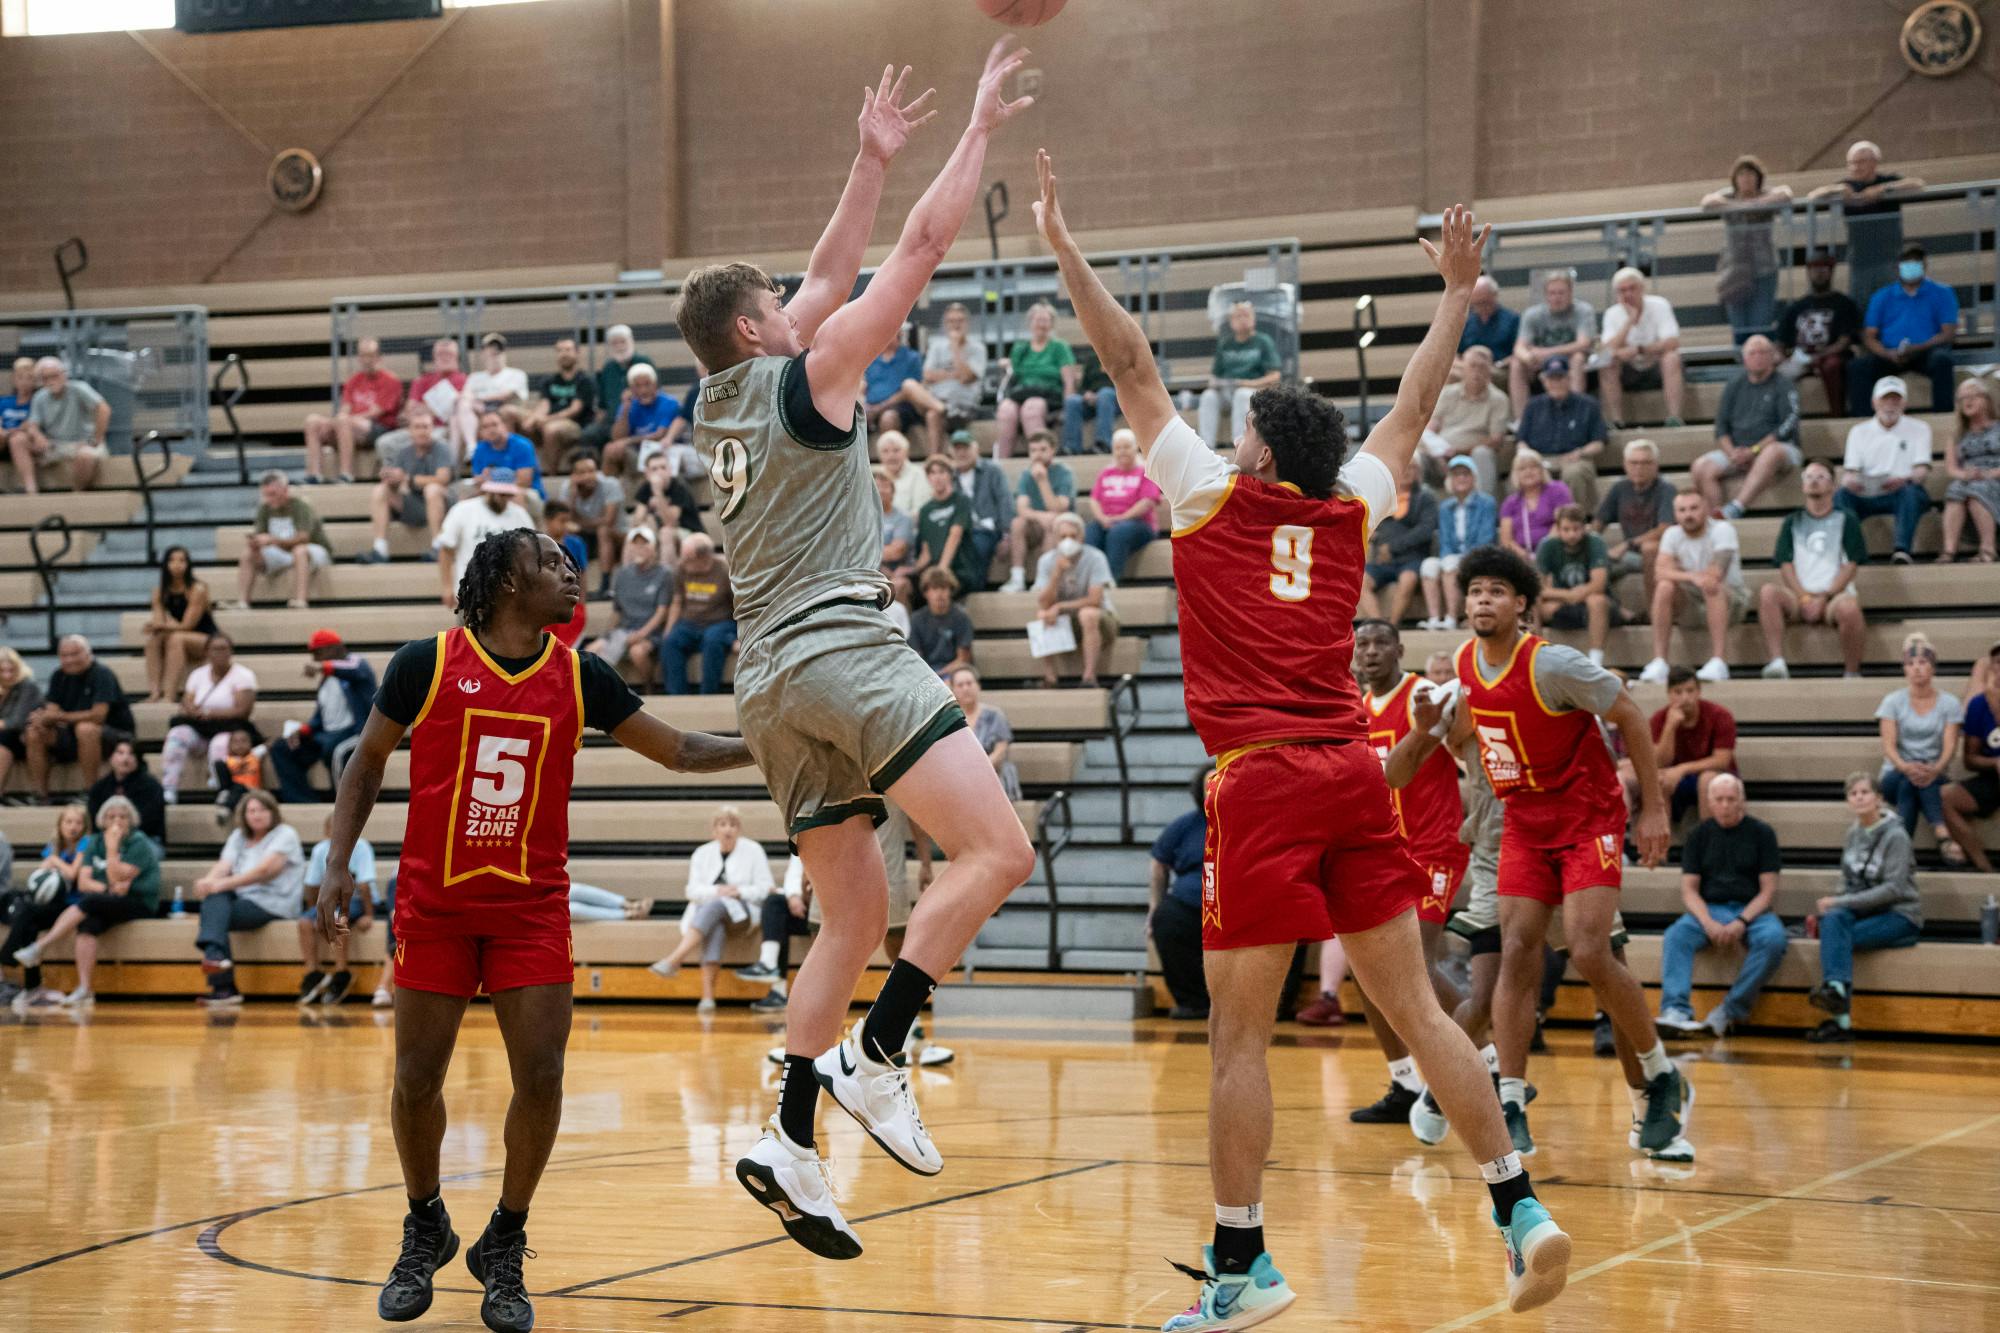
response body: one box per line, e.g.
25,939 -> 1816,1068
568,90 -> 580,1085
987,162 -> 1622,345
1033,150 -> 1572,1328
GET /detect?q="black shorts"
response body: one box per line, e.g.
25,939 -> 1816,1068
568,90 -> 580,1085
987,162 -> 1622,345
1007,383 -> 1060,406
1959,770 -> 2000,818
39,725 -> 132,764
1464,924 -> 1502,957
0,731 -> 23,760
75,891 -> 153,935
1616,361 -> 1664,390
1545,599 -> 1628,630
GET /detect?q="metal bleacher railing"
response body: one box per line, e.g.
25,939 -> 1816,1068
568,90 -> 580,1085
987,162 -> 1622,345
0,304 -> 211,449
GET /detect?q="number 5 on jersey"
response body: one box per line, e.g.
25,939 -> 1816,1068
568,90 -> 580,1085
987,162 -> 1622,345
1270,524 -> 1313,602
710,436 -> 751,521
446,712 -> 552,886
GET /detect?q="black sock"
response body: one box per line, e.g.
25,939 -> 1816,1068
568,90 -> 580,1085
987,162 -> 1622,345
1212,1222 -> 1264,1275
861,959 -> 937,1064
488,1203 -> 527,1237
779,1053 -> 819,1149
408,1193 -> 446,1229
1486,1171 -> 1536,1221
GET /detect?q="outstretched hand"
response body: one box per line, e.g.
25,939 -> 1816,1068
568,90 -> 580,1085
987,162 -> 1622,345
1418,204 -> 1491,292
858,64 -> 937,163
971,35 -> 1034,131
1033,148 -> 1069,249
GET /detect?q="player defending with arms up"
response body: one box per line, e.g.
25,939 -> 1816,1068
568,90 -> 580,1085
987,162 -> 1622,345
672,42 -> 1036,1260
1034,152 -> 1570,1329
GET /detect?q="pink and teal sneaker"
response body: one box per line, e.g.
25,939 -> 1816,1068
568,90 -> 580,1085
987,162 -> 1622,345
1161,1247 -> 1296,1331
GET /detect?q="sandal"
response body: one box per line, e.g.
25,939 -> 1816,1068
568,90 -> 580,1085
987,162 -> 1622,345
1940,837 -> 1968,867
1976,549 -> 1997,564
1937,551 -> 1956,564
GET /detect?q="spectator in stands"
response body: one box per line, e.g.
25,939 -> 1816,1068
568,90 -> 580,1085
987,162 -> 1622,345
586,526 -> 670,686
407,338 -> 467,454
602,363 -> 681,479
1067,342 -> 1122,457
1515,355 -> 1608,513
2,803 -> 86,1009
647,805 -> 773,1011
921,302 -> 988,447
864,330 -> 936,444
1198,301 -> 1282,448
876,429 -> 928,516
0,647 -> 46,795
212,725 -> 267,822
914,455 -> 982,596
1807,770 -> 1923,1042
1033,511 -> 1118,689
661,533 -> 736,695
1594,437 -> 1675,599
190,789 -> 305,1008
1419,457 -> 1496,630
947,664 -> 1020,800
1876,631 -> 1964,847
1084,428 -> 1163,579
230,470 -> 331,611
160,634 -> 257,805
11,357 -> 108,495
553,450 -> 626,591
1001,432 -> 1076,594
1642,489 -> 1748,684
908,567 -> 975,675
23,636 -> 132,804
1757,459 -> 1868,681
465,410 -> 545,508
1941,638 -> 2000,874
86,738 -> 166,843
358,403 -> 454,565
994,302 -> 1076,459
457,332 -> 531,441
1774,251 -> 1861,415
1457,275 -> 1518,368
1497,448 -> 1572,558
632,451 -> 702,542
1850,244 -> 1959,417
876,467 -> 918,606
577,324 -> 655,458
296,813 -> 375,1006
525,337 -> 598,471
1701,155 -> 1793,344
1695,336 -> 1801,521
142,545 -> 218,702
1421,344 -> 1509,494
541,501 -> 589,576
0,356 -> 36,450
1838,376 -> 1933,564
304,336 -> 402,485
950,429 -> 1013,586
1644,666 -> 1739,823
1148,767 -> 1212,1020
1654,772 -> 1784,1038
1597,268 -> 1687,428
267,630 -> 377,804
1359,457 -> 1435,626
1941,378 -> 2000,563
436,469 -> 534,609
7,795 -> 160,1008
737,853 -> 812,1008
1808,141 -> 1924,307
1509,270 -> 1594,416
1534,503 -> 1620,666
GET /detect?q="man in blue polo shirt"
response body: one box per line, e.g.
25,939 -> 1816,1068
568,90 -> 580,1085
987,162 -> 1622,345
1849,243 -> 1957,415
1458,276 -> 1519,368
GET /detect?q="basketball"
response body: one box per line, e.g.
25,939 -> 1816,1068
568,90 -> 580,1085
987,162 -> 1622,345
975,0 -> 1068,27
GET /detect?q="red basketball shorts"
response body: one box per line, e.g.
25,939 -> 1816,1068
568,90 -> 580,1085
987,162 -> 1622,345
1495,824 -> 1624,907
1412,842 -> 1472,925
1201,739 -> 1428,950
393,931 -> 576,998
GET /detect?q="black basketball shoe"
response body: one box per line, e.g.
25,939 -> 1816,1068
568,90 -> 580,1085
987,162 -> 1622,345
378,1209 -> 459,1322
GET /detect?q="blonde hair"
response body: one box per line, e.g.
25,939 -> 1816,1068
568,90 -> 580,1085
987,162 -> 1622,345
1955,377 -> 1997,436
0,645 -> 31,686
1611,266 -> 1647,288
235,789 -> 284,837
1512,449 -> 1547,482
1902,630 -> 1937,662
52,802 -> 88,851
712,804 -> 743,829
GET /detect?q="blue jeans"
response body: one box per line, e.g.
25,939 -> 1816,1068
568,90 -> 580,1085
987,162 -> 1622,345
1817,906 -> 1920,989
1061,387 -> 1119,455
966,527 -> 1000,589
1086,516 -> 1155,580
1724,273 -> 1779,346
1847,348 -> 1955,417
1878,766 -> 1946,835
1834,484 -> 1930,556
663,619 -> 737,695
268,725 -> 362,803
194,892 -> 284,964
1658,903 -> 1789,1024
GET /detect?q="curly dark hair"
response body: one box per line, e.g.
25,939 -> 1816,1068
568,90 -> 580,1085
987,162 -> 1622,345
1248,385 -> 1348,500
456,527 -> 541,635
1455,543 -> 1541,605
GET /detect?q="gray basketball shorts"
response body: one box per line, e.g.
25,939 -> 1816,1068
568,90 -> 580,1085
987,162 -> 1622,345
734,599 -> 965,839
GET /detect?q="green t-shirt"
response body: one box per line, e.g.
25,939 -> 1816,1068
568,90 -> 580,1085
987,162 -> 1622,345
85,830 -> 161,911
1008,338 -> 1075,394
1014,462 -> 1077,512
255,497 -> 331,550
1211,331 -> 1281,383
916,490 -> 982,591
1535,532 -> 1608,590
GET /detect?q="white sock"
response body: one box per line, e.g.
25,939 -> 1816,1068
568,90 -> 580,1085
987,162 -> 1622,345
1588,648 -> 1605,667
768,978 -> 787,998
1478,1150 -> 1524,1184
1499,1076 -> 1527,1109
758,941 -> 780,970
1387,1056 -> 1422,1092
1215,1201 -> 1262,1229
1009,564 -> 1025,583
372,537 -> 389,558
1480,1042 -> 1500,1074
1637,1042 -> 1674,1081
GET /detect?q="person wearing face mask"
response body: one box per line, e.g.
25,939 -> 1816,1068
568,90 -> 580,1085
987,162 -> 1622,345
1031,512 -> 1118,688
1848,244 -> 1958,417
1837,377 -> 1934,563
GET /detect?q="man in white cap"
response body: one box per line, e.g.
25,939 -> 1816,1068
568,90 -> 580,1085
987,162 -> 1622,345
1836,376 -> 1933,564
435,467 -> 533,609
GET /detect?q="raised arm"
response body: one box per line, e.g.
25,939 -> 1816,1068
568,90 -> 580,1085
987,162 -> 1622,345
314,706 -> 407,941
1361,206 -> 1490,477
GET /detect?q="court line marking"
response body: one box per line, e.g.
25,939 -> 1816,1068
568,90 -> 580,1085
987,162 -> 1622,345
1421,1109 -> 2000,1332
1630,1256 -> 2000,1295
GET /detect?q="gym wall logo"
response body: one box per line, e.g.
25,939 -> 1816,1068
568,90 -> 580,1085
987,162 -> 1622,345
268,148 -> 325,213
1902,1 -> 1982,76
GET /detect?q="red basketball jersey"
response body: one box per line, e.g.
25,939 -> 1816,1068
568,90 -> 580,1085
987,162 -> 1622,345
393,629 -> 584,940
1455,634 -> 1625,848
1365,672 -> 1465,862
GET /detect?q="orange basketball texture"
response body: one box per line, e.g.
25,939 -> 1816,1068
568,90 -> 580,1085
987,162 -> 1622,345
975,0 -> 1068,28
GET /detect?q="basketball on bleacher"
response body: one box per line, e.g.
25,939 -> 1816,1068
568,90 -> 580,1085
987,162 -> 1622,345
975,0 -> 1068,27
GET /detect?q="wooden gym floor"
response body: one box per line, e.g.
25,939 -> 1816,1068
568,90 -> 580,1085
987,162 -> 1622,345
3,1004 -> 1997,1332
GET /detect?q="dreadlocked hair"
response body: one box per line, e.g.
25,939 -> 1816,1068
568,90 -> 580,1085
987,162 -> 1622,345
456,527 -> 540,635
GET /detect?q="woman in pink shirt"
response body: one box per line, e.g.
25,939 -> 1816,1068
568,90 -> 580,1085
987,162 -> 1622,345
1084,428 -> 1163,578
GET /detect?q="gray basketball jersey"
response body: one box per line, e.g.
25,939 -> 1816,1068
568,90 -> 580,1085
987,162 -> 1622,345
694,354 -> 888,646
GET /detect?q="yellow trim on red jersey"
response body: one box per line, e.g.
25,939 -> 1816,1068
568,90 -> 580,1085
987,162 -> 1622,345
1214,735 -> 1318,773
569,649 -> 585,751
1469,630 -> 1534,689
464,627 -> 558,686
1363,672 -> 1418,721
1171,473 -> 1240,539
1525,641 -> 1564,718
410,631 -> 449,729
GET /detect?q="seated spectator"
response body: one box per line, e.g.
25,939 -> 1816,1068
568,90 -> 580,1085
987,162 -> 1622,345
1515,355 -> 1608,513
877,467 -> 918,605
2,803 -> 87,1009
10,357 -> 107,495
464,411 -> 545,510
268,630 -> 377,804
631,451 -> 703,541
1509,270 -> 1594,417
1655,773 -> 1784,1038
920,302 -> 989,447
1360,457 -> 1435,626
876,429 -> 928,515
1941,639 -> 2000,874
436,470 -> 534,611
1774,250 -> 1861,415
304,336 -> 402,485
0,356 -> 36,455
1497,449 -> 1572,557
1594,437 -> 1675,595
737,853 -> 812,1008
1942,378 -> 2000,562
914,455 -> 983,596
1694,335 -> 1801,520
908,568 -> 975,675
542,500 -> 590,575
1033,511 -> 1118,688
1597,268 -> 1686,428
1700,155 -> 1793,345
525,337 -> 599,471
1758,459 -> 1867,680
603,363 -> 681,478
1198,301 -> 1282,447
1849,244 -> 1958,416
142,545 -> 218,702
160,634 -> 257,805
86,738 -> 166,843
1148,768 -> 1213,1020
358,404 -> 454,566
1535,503 -> 1621,666
994,302 -> 1076,459
296,814 -> 376,1006
864,330 -> 938,445
1456,275 -> 1518,369
948,664 -> 1020,800
577,324 -> 655,456
1838,376 -> 1933,564
229,471 -> 331,611
212,725 -> 268,822
553,450 -> 627,590
1419,457 -> 1497,629
1002,431 -> 1076,593
647,806 -> 773,1010
456,332 -> 531,445
23,635 -> 133,804
1067,342 -> 1121,456
7,796 -> 160,1008
566,883 -> 651,922
950,429 -> 1013,586
1083,428 -> 1163,580
1642,489 -> 1748,684
1876,632 -> 1963,848
1421,344 -> 1509,494
661,533 -> 736,696
1807,140 -> 1924,305
407,338 -> 468,453
190,789 -> 305,1008
586,527 -> 671,686
1808,771 -> 1923,1042
0,646 -> 46,793
1643,666 -> 1739,823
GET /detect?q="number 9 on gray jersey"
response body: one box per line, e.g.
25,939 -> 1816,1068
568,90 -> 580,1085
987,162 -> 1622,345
709,435 -> 751,521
